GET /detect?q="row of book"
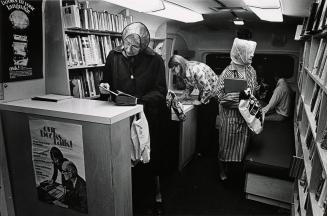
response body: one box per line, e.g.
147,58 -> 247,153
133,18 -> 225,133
65,34 -> 122,67
62,3 -> 133,33
309,38 -> 327,85
69,69 -> 103,98
301,0 -> 327,36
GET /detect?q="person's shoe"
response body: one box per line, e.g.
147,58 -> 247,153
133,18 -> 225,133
219,171 -> 228,181
153,201 -> 164,215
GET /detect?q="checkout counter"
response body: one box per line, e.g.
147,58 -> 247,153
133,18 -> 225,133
0,98 -> 142,216
0,97 -> 198,216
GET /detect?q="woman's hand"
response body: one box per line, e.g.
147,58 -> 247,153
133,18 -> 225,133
45,179 -> 54,185
53,200 -> 68,208
99,83 -> 110,94
192,100 -> 201,105
220,92 -> 240,108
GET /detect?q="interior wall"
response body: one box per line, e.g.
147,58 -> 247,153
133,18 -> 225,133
170,23 -> 303,62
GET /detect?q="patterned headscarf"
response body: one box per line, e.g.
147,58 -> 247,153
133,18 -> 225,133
230,38 -> 257,66
122,22 -> 150,51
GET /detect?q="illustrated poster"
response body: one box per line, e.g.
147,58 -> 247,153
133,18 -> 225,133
29,118 -> 88,213
1,0 -> 43,82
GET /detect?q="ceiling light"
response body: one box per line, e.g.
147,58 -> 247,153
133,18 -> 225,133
103,0 -> 165,13
233,18 -> 244,25
249,7 -> 283,22
243,0 -> 283,22
243,0 -> 280,8
148,1 -> 203,23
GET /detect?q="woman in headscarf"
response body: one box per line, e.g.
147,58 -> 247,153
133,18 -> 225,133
99,22 -> 171,215
168,54 -> 220,155
216,38 -> 258,180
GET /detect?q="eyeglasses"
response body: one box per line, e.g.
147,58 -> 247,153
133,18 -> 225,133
62,169 -> 71,174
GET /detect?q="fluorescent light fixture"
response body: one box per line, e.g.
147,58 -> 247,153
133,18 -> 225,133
233,18 -> 244,25
148,1 -> 203,23
103,0 -> 164,13
249,6 -> 283,22
243,0 -> 283,22
243,0 -> 280,8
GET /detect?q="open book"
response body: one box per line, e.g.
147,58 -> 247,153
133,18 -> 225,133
100,86 -> 137,106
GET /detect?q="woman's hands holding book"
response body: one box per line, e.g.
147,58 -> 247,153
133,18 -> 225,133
99,83 -> 110,94
220,92 -> 240,108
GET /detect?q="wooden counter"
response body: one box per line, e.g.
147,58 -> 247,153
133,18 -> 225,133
0,98 -> 142,216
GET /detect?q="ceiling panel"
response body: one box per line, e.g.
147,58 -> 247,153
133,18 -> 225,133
166,0 -> 310,25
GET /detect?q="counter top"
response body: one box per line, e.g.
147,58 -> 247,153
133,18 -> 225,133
171,104 -> 196,121
0,98 -> 143,124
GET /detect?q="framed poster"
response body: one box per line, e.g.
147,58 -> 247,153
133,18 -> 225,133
29,118 -> 88,213
1,0 -> 43,82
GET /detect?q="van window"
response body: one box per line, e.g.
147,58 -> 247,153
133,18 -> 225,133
206,53 -> 295,86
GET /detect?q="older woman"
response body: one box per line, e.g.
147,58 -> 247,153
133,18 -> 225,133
99,22 -> 170,215
168,54 -> 219,105
217,38 -> 258,180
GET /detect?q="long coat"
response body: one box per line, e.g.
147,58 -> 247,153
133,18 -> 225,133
101,46 -> 172,174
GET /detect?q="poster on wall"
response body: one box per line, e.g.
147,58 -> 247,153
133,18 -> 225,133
29,118 -> 88,213
0,0 -> 43,82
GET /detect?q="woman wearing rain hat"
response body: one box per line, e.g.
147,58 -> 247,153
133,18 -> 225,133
216,38 -> 259,181
100,22 -> 171,215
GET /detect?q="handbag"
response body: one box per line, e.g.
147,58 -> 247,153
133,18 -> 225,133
166,90 -> 186,121
238,88 -> 264,134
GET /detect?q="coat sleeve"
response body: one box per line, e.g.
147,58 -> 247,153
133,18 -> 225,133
139,55 -> 167,105
99,51 -> 114,101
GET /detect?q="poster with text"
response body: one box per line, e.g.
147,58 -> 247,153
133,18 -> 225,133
1,0 -> 43,82
29,118 -> 88,213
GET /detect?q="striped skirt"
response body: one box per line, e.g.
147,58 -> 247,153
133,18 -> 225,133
218,104 -> 250,162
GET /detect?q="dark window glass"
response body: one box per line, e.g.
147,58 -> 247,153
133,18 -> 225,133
206,53 -> 296,102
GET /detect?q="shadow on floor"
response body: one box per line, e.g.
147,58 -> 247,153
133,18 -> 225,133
134,155 -> 290,216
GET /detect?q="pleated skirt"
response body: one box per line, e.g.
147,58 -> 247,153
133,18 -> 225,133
218,105 -> 250,162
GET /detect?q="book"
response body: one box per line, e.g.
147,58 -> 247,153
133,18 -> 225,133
224,78 -> 247,93
305,127 -> 313,149
310,84 -> 319,112
312,39 -> 327,75
318,0 -> 327,30
294,25 -> 303,40
62,5 -> 81,28
321,122 -> 327,149
317,46 -> 327,78
305,2 -> 319,34
32,94 -> 73,102
289,155 -> 304,179
316,171 -> 326,201
313,0 -> 326,32
319,175 -> 327,207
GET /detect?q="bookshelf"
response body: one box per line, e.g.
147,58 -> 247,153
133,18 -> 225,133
294,1 -> 327,215
45,0 -> 133,99
62,1 -> 135,99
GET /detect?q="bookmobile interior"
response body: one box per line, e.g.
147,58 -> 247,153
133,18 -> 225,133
2,0 -> 327,215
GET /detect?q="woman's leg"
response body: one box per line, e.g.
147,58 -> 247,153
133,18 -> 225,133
218,159 -> 228,180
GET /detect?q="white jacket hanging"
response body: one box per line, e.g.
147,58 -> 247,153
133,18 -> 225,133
131,111 -> 150,163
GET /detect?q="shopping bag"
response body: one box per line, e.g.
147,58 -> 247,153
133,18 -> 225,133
238,89 -> 264,134
166,90 -> 186,121
131,112 -> 150,164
